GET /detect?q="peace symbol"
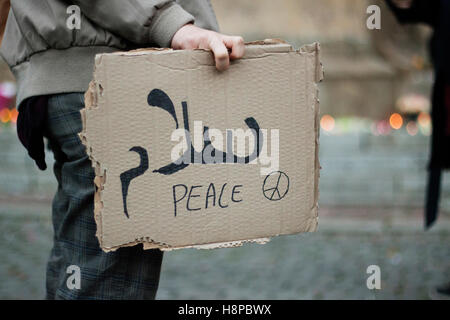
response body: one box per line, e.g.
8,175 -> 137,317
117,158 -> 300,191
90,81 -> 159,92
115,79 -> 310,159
262,171 -> 290,201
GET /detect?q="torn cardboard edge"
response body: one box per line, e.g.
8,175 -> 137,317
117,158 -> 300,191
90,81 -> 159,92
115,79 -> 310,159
79,39 -> 323,252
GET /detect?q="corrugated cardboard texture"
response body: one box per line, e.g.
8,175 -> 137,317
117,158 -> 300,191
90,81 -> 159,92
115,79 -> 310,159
80,39 -> 323,252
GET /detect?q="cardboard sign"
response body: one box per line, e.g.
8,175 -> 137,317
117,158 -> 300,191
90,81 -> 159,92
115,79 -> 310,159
80,39 -> 323,252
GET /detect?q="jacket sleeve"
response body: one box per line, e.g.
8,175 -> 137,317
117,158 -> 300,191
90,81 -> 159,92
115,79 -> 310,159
385,0 -> 439,27
70,0 -> 195,47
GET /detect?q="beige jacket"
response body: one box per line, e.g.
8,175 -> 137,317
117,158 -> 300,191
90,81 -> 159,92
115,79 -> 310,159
0,0 -> 219,106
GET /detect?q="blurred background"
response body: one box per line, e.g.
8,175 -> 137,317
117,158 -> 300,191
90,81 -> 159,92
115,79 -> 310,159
0,0 -> 449,299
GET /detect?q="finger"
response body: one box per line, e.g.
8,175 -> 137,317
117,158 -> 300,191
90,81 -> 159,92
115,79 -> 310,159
208,37 -> 230,71
223,36 -> 245,60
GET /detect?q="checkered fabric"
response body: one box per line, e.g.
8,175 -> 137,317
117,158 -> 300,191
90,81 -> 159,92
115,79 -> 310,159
44,93 -> 163,300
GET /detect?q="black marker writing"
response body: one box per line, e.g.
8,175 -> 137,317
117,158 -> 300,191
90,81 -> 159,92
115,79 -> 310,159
120,146 -> 149,218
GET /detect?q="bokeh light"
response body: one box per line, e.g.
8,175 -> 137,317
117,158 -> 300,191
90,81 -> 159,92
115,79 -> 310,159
389,113 -> 403,130
10,108 -> 18,124
406,121 -> 418,136
0,108 -> 11,123
320,114 -> 335,132
417,112 -> 431,128
376,119 -> 391,135
396,93 -> 430,114
411,55 -> 425,70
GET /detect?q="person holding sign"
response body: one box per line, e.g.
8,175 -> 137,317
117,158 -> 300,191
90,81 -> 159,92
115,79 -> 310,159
0,0 -> 244,299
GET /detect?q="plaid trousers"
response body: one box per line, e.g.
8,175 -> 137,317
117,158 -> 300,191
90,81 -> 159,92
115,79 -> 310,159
44,93 -> 163,299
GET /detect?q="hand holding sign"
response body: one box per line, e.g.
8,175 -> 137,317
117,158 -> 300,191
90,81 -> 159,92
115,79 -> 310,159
171,24 -> 245,71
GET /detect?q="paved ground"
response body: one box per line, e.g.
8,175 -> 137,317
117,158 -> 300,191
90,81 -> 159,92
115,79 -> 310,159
158,205 -> 450,300
0,200 -> 449,300
0,125 -> 449,300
